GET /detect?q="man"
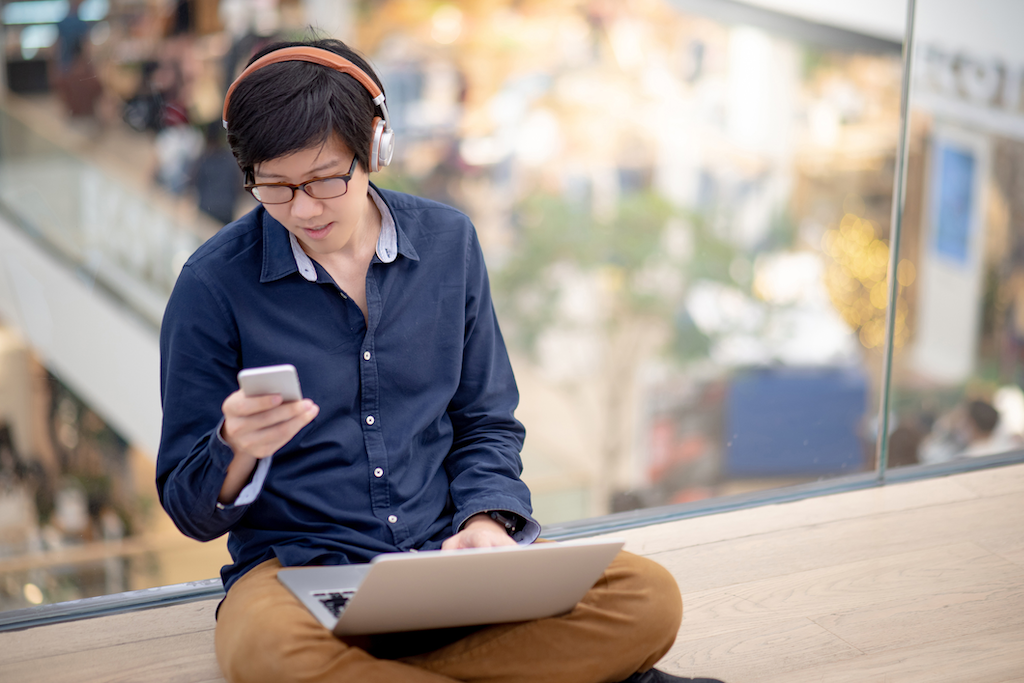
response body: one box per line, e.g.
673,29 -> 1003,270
157,37 -> 723,683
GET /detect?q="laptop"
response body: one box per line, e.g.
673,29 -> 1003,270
277,538 -> 625,636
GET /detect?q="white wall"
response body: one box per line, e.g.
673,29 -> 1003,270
738,0 -> 1024,60
735,0 -> 907,41
0,216 -> 162,458
914,0 -> 1024,60
907,0 -> 1023,383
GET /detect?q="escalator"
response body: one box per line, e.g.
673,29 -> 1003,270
0,99 -> 230,611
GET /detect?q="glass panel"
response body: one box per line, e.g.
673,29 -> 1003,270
0,0 -> 230,610
0,0 -> 910,611
886,0 -> 1024,470
367,4 -> 902,519
0,331 -> 232,611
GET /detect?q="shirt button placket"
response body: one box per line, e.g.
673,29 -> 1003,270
360,282 -> 397,539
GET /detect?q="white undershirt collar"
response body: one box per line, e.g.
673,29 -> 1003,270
289,186 -> 398,282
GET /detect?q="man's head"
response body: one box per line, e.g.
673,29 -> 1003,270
966,400 -> 1000,439
223,38 -> 393,181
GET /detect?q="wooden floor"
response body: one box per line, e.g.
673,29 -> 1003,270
2,463 -> 1023,683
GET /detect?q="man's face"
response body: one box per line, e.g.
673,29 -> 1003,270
254,136 -> 372,259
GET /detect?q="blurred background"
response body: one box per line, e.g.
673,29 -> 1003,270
0,0 -> 1021,611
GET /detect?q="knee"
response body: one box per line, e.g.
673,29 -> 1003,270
216,609 -> 290,683
607,552 -> 683,647
216,598 -> 335,683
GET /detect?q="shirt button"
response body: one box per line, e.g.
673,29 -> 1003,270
374,467 -> 384,478
366,415 -> 375,425
363,351 -> 371,361
387,515 -> 398,523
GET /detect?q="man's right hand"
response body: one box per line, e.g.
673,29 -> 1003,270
217,390 -> 319,503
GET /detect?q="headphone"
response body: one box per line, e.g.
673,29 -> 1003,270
222,46 -> 395,172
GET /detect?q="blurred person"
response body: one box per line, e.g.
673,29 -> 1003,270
0,422 -> 23,479
119,0 -> 198,192
1002,267 -> 1024,387
960,399 -> 1022,458
154,123 -> 202,194
54,0 -> 90,73
156,37 -> 721,683
867,416 -> 923,469
150,2 -> 201,195
191,121 -> 243,224
918,406 -> 965,465
0,420 -> 55,533
122,8 -> 201,194
887,422 -> 923,468
219,0 -> 281,93
122,61 -> 166,133
51,0 -> 102,118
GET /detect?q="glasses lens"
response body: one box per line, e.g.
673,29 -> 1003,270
250,185 -> 293,204
304,177 -> 349,200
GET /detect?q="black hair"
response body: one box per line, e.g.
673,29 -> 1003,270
225,38 -> 385,180
967,400 -> 999,435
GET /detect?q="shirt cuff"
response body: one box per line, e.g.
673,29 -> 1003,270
212,419 -> 272,509
460,507 -> 541,545
512,515 -> 541,544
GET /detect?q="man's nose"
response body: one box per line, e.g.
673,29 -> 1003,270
290,189 -> 323,220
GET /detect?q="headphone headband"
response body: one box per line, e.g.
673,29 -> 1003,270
222,46 -> 394,171
222,46 -> 384,127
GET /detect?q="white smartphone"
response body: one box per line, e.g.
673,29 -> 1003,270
237,364 -> 303,402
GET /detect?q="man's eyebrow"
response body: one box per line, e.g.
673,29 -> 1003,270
255,158 -> 348,181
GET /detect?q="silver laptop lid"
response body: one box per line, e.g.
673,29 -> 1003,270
278,538 -> 624,636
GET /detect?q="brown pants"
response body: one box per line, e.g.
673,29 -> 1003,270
215,550 -> 683,683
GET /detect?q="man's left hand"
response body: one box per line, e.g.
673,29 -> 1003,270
442,513 -> 516,550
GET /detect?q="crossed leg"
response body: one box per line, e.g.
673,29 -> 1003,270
215,550 -> 682,683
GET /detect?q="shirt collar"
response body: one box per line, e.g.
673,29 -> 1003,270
260,183 -> 418,284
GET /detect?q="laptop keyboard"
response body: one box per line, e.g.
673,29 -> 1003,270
313,591 -> 356,618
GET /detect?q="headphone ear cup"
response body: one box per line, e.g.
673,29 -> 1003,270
369,116 -> 394,172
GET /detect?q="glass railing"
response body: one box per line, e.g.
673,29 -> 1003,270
881,0 -> 1024,473
0,104 -> 217,327
0,0 -> 1022,620
0,101 -> 231,613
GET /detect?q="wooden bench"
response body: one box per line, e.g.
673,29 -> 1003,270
3,462 -> 1023,683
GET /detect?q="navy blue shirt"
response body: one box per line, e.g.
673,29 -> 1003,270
156,186 -> 539,592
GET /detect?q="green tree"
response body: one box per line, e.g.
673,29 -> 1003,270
493,190 -> 734,514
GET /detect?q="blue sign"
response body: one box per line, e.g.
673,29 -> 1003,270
725,366 -> 867,477
931,143 -> 975,265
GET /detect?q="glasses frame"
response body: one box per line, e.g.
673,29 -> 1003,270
245,156 -> 359,205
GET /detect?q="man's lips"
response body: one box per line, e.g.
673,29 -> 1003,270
299,223 -> 332,238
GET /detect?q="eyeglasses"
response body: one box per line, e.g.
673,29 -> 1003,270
245,156 -> 358,205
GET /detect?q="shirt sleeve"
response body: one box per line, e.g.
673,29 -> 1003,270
156,265 -> 259,541
444,227 -> 540,544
